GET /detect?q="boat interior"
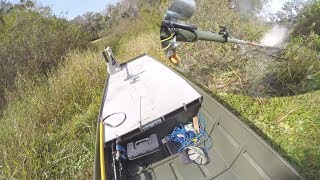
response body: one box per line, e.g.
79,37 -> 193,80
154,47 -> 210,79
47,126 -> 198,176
104,99 -> 203,180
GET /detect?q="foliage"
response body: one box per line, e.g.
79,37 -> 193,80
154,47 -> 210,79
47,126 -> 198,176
276,33 -> 320,93
92,0 -> 164,59
73,12 -> 105,41
0,2 -> 89,111
292,1 -> 320,36
0,50 -> 106,179
73,0 -> 162,40
231,0 -> 268,14
275,0 -> 311,23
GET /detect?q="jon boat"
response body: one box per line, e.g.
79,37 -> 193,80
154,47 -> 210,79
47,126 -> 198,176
94,48 -> 304,180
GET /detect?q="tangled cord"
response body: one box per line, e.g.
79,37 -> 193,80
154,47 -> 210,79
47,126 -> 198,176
166,113 -> 213,152
101,112 -> 127,128
166,124 -> 196,152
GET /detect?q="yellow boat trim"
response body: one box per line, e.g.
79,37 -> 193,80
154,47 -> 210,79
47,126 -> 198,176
100,122 -> 107,180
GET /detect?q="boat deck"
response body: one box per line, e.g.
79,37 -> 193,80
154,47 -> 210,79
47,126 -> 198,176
101,55 -> 201,142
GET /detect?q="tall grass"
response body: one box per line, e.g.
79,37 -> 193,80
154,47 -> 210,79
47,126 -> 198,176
276,33 -> 320,93
94,5 -> 166,62
0,50 -> 106,179
0,5 -> 89,111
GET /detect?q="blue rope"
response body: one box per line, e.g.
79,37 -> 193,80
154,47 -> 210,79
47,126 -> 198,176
197,113 -> 213,150
116,144 -> 128,160
166,124 -> 197,152
166,113 -> 213,152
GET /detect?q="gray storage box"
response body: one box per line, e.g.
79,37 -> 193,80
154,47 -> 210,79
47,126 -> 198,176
127,134 -> 160,160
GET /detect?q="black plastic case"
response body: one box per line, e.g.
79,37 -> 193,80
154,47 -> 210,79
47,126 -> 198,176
127,134 -> 160,160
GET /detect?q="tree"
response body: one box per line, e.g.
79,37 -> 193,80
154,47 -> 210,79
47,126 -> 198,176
0,0 -> 12,11
292,1 -> 320,37
73,12 -> 108,40
275,0 -> 311,23
19,0 -> 35,8
72,0 -> 162,40
231,0 -> 269,14
0,0 -> 13,25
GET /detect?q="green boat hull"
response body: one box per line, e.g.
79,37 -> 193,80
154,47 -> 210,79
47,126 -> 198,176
94,54 -> 304,180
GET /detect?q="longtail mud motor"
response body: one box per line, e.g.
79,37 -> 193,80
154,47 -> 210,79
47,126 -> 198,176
160,0 -> 269,64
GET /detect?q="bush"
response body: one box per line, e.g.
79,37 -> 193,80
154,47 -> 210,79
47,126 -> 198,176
0,50 -> 106,179
292,1 -> 320,37
276,32 -> 320,93
0,5 -> 89,111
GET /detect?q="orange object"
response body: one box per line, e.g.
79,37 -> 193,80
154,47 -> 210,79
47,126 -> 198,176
170,53 -> 180,64
193,116 -> 200,134
170,57 -> 178,64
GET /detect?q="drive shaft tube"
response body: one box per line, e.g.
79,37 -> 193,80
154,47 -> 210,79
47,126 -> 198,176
174,29 -> 266,47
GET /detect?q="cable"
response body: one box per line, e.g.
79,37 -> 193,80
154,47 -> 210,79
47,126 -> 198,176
163,42 -> 172,51
166,124 -> 197,152
101,112 -> 126,128
116,144 -> 128,160
161,33 -> 175,43
197,113 -> 213,150
166,113 -> 213,152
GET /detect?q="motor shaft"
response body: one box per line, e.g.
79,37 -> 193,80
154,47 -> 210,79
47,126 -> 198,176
175,29 -> 270,47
